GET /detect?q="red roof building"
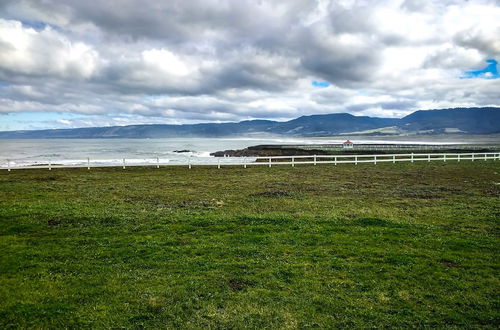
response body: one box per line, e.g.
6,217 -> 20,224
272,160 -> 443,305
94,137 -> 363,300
343,140 -> 353,149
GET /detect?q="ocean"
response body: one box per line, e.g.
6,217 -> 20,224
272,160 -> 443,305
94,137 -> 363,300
0,137 -> 326,167
0,136 -> 496,168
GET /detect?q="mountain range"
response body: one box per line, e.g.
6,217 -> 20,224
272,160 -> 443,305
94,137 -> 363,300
0,107 -> 499,138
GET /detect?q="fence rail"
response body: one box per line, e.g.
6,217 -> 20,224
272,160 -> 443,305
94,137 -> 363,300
283,144 -> 500,151
1,152 -> 499,171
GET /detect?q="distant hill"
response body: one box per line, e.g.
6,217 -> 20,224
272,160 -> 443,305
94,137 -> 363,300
0,107 -> 498,138
269,113 -> 399,136
398,107 -> 500,134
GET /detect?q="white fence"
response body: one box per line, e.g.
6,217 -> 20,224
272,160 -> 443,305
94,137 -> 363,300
1,152 -> 499,171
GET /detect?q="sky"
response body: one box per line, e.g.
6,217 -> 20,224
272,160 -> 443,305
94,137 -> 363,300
0,0 -> 499,131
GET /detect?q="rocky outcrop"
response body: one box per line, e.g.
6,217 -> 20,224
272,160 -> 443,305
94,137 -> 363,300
210,145 -> 330,157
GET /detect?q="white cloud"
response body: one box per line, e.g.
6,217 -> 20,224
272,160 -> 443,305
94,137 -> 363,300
0,0 -> 499,130
141,49 -> 192,77
0,19 -> 99,79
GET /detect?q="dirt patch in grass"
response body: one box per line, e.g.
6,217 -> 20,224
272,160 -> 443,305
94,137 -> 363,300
177,237 -> 191,244
250,190 -> 294,198
35,176 -> 58,182
483,185 -> 500,197
177,199 -> 225,209
228,279 -> 255,291
440,259 -> 460,268
398,191 -> 442,199
394,187 -> 463,199
47,219 -> 60,226
124,197 -> 225,210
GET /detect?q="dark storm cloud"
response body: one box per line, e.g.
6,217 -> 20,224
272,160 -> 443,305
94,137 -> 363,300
2,0 -> 315,43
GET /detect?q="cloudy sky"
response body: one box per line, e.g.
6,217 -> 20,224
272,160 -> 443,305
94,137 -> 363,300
0,0 -> 499,131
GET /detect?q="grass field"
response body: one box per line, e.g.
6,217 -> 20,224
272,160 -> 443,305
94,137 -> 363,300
0,162 -> 499,328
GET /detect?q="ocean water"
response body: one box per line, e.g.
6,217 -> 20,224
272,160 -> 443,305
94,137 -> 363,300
0,136 -> 493,168
0,137 -> 327,167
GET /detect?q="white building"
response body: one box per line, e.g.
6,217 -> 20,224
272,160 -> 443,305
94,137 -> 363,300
343,140 -> 353,149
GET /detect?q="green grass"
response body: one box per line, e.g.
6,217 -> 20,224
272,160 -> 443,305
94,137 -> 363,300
0,161 -> 499,328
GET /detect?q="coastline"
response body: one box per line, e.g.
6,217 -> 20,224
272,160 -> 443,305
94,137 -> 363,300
210,142 -> 500,157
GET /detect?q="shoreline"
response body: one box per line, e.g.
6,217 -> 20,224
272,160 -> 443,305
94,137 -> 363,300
210,143 -> 500,157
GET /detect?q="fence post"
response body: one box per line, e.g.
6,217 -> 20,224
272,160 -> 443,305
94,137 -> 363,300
472,153 -> 474,161
157,157 -> 160,169
49,160 -> 52,171
393,155 -> 395,163
444,154 -> 446,162
411,153 -> 414,163
87,157 -> 90,170
428,154 -> 431,162
269,157 -> 271,168
314,155 -> 317,165
457,154 -> 460,162
218,158 -> 220,169
374,155 -> 377,165
123,158 -> 126,169
355,156 -> 358,165
7,159 -> 10,172
188,156 -> 192,169
484,153 -> 487,161
334,156 -> 337,165
244,157 -> 247,168
292,156 -> 294,167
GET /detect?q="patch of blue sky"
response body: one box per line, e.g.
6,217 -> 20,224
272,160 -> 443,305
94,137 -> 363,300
20,19 -> 65,33
311,80 -> 330,88
0,112 -> 82,131
143,94 -> 164,102
20,20 -> 49,30
462,59 -> 499,79
357,90 -> 370,95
